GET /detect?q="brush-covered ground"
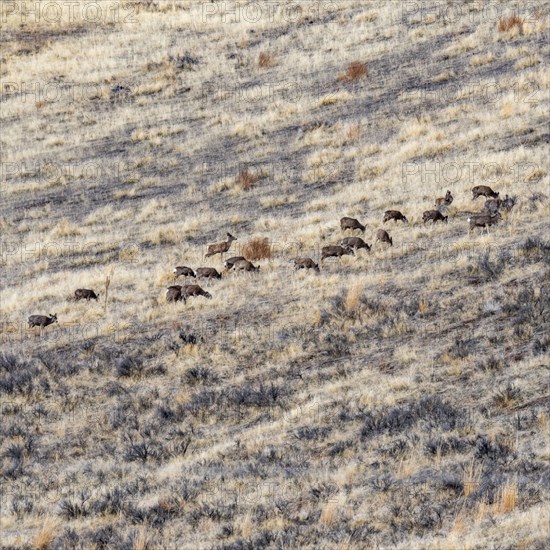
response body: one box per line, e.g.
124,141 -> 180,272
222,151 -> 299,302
1,1 -> 549,548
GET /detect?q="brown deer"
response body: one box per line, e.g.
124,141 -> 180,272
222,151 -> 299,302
383,210 -> 408,223
468,212 -> 500,231
74,289 -> 99,301
435,190 -> 453,208
28,314 -> 58,329
501,195 -> 516,211
375,229 -> 393,246
182,284 -> 212,299
293,257 -> 319,272
472,185 -> 499,200
483,194 -> 515,214
340,217 -> 366,233
166,286 -> 185,303
320,245 -> 354,263
173,266 -> 196,278
205,233 -> 237,258
231,259 -> 260,273
422,210 -> 448,224
195,267 -> 222,279
339,237 -> 371,251
224,256 -> 246,270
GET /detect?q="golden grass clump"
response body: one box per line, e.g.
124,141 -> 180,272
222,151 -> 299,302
498,15 -> 524,33
236,168 -> 260,191
242,237 -> 272,260
319,502 -> 337,526
52,218 -> 82,238
33,518 -> 58,550
338,61 -> 368,82
258,52 -> 276,68
496,481 -> 519,514
344,283 -> 363,312
463,460 -> 481,497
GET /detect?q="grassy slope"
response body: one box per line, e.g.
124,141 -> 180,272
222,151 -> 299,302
1,1 -> 549,548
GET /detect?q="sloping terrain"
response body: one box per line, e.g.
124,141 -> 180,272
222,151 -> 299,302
1,1 -> 549,548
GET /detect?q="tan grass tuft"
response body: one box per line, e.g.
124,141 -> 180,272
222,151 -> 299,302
498,15 -> 524,33
496,481 -> 518,514
133,528 -> 150,550
52,219 -> 82,238
319,502 -> 337,526
258,52 -> 276,68
463,460 -> 481,497
236,168 -> 260,191
344,284 -> 363,312
33,518 -> 58,550
242,237 -> 272,260
338,61 -> 368,82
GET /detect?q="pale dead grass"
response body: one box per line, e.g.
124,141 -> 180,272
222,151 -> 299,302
1,1 -> 548,548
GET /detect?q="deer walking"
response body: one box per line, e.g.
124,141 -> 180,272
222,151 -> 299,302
340,217 -> 366,233
205,233 -> 237,258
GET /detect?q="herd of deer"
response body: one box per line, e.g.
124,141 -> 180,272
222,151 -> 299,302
27,185 -> 515,330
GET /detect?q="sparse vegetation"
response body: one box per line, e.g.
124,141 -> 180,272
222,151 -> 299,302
339,61 -> 369,82
1,1 -> 548,548
241,237 -> 272,261
498,15 -> 524,33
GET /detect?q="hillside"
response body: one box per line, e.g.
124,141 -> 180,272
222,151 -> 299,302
1,1 -> 549,548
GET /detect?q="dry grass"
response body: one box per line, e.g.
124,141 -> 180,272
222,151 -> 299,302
258,52 -> 276,68
236,168 -> 260,191
338,61 -> 368,82
241,237 -> 272,261
498,15 -> 524,33
0,1 -> 548,548
32,518 -> 58,550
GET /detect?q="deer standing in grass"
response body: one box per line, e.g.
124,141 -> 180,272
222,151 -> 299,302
422,210 -> 448,224
435,190 -> 453,209
205,233 -> 237,259
231,259 -> 260,273
339,237 -> 371,252
173,266 -> 196,279
472,185 -> 499,200
320,245 -> 354,263
28,314 -> 58,335
293,258 -> 320,272
75,289 -> 99,301
224,256 -> 246,270
383,210 -> 408,223
340,217 -> 366,233
375,229 -> 393,247
196,267 -> 222,279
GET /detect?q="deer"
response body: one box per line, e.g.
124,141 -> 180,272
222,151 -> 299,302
340,217 -> 366,233
166,286 -> 185,303
339,236 -> 371,251
195,267 -> 222,279
468,212 -> 501,231
173,266 -> 196,279
74,289 -> 99,301
224,256 -> 246,270
205,233 -> 237,258
435,190 -> 453,208
483,194 -> 515,214
320,245 -> 354,263
293,257 -> 320,272
383,210 -> 408,223
28,314 -> 58,329
472,185 -> 499,200
182,284 -> 212,299
422,210 -> 448,224
375,229 -> 393,247
501,195 -> 516,211
231,259 -> 260,273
